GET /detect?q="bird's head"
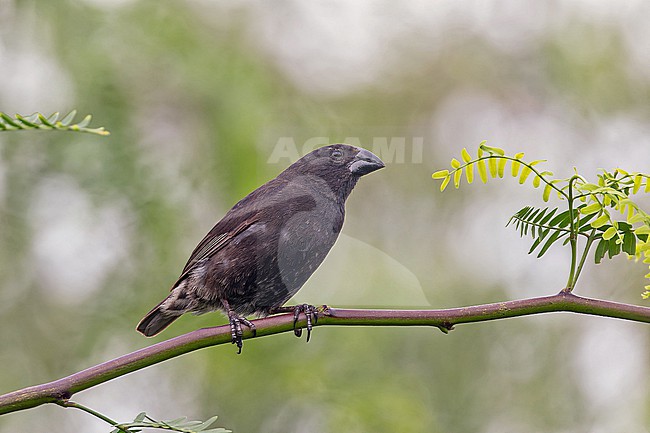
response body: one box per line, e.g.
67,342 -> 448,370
283,144 -> 385,202
298,144 -> 384,176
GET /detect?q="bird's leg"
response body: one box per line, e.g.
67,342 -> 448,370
270,304 -> 319,342
222,300 -> 256,354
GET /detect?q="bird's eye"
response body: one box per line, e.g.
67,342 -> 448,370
330,149 -> 343,161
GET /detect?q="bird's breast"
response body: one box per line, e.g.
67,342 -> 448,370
275,203 -> 344,292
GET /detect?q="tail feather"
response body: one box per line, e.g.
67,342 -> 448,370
136,300 -> 181,337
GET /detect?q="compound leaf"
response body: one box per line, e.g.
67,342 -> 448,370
536,230 -> 565,258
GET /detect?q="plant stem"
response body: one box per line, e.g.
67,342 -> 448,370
565,176 -> 578,291
572,229 -> 598,289
57,400 -> 130,433
1,293 -> 650,417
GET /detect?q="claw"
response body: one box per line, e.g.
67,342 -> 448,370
269,304 -> 322,343
292,304 -> 318,342
228,312 -> 256,354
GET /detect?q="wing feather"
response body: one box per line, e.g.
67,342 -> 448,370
171,218 -> 256,289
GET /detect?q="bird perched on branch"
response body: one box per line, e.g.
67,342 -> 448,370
137,144 -> 384,352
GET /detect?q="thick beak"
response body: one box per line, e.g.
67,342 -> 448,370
349,148 -> 385,176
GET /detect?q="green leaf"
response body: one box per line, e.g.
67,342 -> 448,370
461,148 -> 471,163
603,195 -> 611,206
577,183 -> 599,192
577,212 -> 597,232
15,114 -> 38,128
0,112 -> 20,127
479,143 -> 505,155
38,113 -> 55,127
602,226 -> 617,240
24,113 -> 39,123
548,209 -> 570,227
511,159 -> 521,177
46,112 -> 60,123
432,170 -> 449,179
164,417 -> 188,427
59,110 -> 77,125
497,158 -> 507,178
528,228 -> 551,254
524,208 -> 541,236
440,175 -> 451,192
477,158 -> 487,183
594,238 -> 608,264
533,207 -> 548,224
521,206 -> 535,219
628,213 -> 646,224
543,183 -> 552,202
617,221 -> 632,231
488,157 -> 497,177
589,186 -> 626,197
580,202 -> 601,215
453,168 -> 462,188
608,238 -> 621,258
76,114 -> 92,128
450,158 -> 461,169
506,208 -> 525,228
0,112 -> 21,129
622,231 -> 636,255
192,416 -> 220,431
635,226 -> 650,236
591,214 -> 610,228
519,166 -> 532,184
633,174 -> 642,194
536,230 -> 564,258
465,163 -> 474,184
539,208 -> 558,226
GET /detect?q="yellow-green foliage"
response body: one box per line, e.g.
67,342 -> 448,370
433,142 -> 650,296
0,111 -> 109,136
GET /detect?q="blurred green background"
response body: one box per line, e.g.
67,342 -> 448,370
1,1 -> 649,432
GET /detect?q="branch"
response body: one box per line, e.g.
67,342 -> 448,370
1,291 -> 649,416
0,111 -> 109,136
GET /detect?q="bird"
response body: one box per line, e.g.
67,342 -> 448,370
136,144 -> 384,352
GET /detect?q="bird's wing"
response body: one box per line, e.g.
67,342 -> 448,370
171,217 -> 257,289
169,176 -> 313,290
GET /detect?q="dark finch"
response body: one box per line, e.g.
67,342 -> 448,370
137,144 -> 384,351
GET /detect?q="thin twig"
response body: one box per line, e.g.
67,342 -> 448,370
57,400 -> 130,433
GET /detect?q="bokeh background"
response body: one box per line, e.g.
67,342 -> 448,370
1,1 -> 649,432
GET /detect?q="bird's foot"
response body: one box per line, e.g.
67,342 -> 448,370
228,312 -> 256,354
271,304 -> 322,342
294,304 -> 320,341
